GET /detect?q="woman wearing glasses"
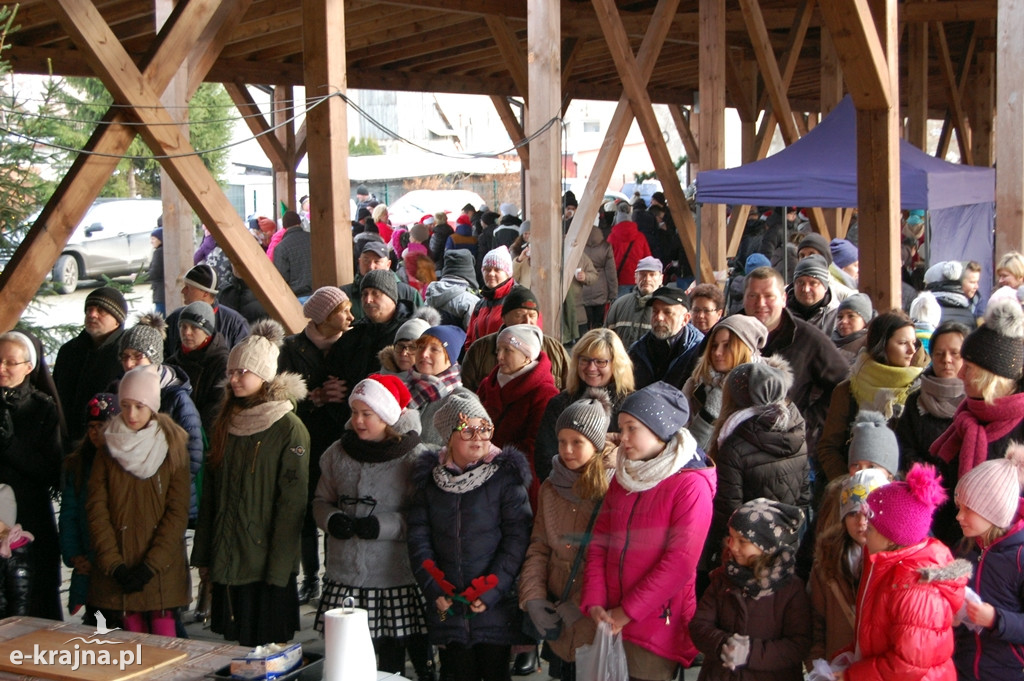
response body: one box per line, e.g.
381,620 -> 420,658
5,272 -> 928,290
313,374 -> 435,680
0,331 -> 63,619
190,320 -> 311,646
408,388 -> 532,681
534,329 -> 634,484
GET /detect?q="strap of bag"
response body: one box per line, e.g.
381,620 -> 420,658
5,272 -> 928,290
615,242 -> 635,280
559,500 -> 603,603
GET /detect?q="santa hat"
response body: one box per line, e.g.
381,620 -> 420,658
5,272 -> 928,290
348,373 -> 411,426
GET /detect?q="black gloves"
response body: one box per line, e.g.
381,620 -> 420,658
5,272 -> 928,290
113,565 -> 132,590
113,564 -> 153,594
353,516 -> 380,540
328,512 -> 355,539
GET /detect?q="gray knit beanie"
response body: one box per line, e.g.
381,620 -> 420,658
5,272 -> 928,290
433,387 -> 492,440
119,313 -> 167,364
793,254 -> 830,288
725,357 -> 793,409
847,410 -> 899,476
837,293 -> 874,323
714,315 -> 768,353
618,381 -> 690,442
556,389 -> 612,452
179,302 -> 216,337
361,269 -> 399,304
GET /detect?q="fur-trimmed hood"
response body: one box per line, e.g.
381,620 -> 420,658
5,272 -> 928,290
266,370 -> 308,403
919,557 -> 973,584
412,444 -> 532,490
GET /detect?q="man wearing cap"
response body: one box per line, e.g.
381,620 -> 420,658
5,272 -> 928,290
273,210 -> 313,298
628,287 -> 704,389
54,286 -> 130,446
605,256 -> 664,348
461,287 -> 570,392
325,269 -> 413,427
786,254 -> 840,333
341,242 -> 423,321
164,264 -> 250,356
355,185 -> 373,211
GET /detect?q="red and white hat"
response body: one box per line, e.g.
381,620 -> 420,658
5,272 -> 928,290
349,373 -> 412,426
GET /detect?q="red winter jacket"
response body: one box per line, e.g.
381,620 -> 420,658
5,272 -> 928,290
464,277 -> 518,351
580,437 -> 716,666
845,537 -> 970,681
477,351 -> 559,508
607,221 -> 652,286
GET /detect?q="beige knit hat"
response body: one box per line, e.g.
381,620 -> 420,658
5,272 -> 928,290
956,443 -> 1024,529
228,320 -> 285,382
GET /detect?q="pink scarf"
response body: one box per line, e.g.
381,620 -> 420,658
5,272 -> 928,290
930,392 -> 1024,478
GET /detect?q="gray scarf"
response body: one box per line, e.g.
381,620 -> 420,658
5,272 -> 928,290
917,373 -> 965,420
549,455 -> 581,504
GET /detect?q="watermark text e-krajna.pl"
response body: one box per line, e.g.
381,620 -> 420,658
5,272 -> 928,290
9,643 -> 143,671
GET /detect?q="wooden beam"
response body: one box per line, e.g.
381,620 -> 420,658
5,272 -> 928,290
0,0 -> 252,333
996,0 -> 1024,254
527,0 -> 562,337
46,0 -> 304,331
490,95 -> 530,170
225,81 -> 288,165
724,56 -> 757,124
700,0 -> 727,272
560,0 -> 682,297
819,0 -> 892,109
669,104 -> 700,167
935,22 -> 976,159
932,21 -> 973,164
485,15 -> 529,102
294,119 -> 308,169
303,0 -> 352,291
273,85 -> 297,214
906,20 -> 928,149
901,1 -> 996,22
593,0 -> 714,281
726,206 -> 752,257
738,0 -> 800,145
968,21 -> 995,166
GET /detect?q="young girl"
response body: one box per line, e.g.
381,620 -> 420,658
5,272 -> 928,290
59,393 -> 119,622
407,388 -> 532,681
519,390 -> 613,681
808,469 -> 890,663
0,484 -> 32,617
191,320 -> 311,646
689,498 -> 811,680
952,444 -> 1024,680
313,374 -> 434,680
86,366 -> 190,635
581,381 -> 716,678
837,463 -> 970,680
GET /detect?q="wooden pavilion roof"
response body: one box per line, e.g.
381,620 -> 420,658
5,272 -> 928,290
5,0 -> 994,117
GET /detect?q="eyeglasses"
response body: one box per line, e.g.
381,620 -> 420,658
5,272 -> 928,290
226,368 -> 253,378
456,423 -> 494,440
0,359 -> 29,369
578,356 -> 610,369
691,307 -> 719,315
395,341 -> 416,355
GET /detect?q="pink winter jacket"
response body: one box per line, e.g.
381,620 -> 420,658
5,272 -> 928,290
580,455 -> 716,666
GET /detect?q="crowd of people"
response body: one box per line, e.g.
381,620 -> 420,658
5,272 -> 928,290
2,194 -> 1024,681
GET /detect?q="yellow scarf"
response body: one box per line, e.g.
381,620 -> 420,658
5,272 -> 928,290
848,353 -> 923,418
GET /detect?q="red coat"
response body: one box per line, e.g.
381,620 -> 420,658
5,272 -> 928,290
477,351 -> 559,507
465,277 -> 518,350
607,221 -> 652,285
580,443 -> 716,667
845,538 -> 970,681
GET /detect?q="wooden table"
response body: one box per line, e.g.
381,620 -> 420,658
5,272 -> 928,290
0,617 -> 251,681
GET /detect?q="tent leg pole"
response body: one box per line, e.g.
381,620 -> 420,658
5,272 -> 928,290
696,202 -> 703,284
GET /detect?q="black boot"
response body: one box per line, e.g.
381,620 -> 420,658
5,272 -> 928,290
512,647 -> 540,676
408,634 -> 437,681
297,577 -> 319,606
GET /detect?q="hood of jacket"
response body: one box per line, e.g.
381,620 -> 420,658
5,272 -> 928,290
731,401 -> 806,459
411,443 -> 532,490
427,277 -> 472,306
265,370 -> 309,403
586,224 -> 606,247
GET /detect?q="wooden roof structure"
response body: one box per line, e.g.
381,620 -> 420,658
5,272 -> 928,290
0,0 -> 1016,338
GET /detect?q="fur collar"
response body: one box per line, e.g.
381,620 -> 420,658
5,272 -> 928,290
412,444 -> 531,490
918,558 -> 973,584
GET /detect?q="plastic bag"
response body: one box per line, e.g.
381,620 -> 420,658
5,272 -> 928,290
955,586 -> 984,633
576,621 -> 629,681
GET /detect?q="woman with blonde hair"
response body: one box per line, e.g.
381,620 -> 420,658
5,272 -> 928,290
534,328 -> 633,484
996,250 -> 1024,289
682,315 -> 768,452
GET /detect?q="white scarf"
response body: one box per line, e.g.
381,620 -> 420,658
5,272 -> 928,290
433,444 -> 503,493
104,417 -> 169,480
497,359 -> 538,387
228,400 -> 294,436
616,429 -> 701,493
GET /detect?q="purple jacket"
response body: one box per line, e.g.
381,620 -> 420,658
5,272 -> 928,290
580,447 -> 716,666
954,501 -> 1024,680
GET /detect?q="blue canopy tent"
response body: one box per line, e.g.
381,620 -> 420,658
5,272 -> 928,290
696,96 -> 996,301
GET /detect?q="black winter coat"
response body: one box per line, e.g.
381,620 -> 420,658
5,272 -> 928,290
0,382 -> 62,619
0,544 -> 32,617
407,446 -> 533,647
166,333 -> 230,435
894,389 -> 955,471
629,324 -> 704,390
708,401 -> 809,562
54,328 -> 125,446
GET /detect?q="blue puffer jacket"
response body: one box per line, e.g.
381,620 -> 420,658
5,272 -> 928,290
407,445 -> 532,647
954,501 -> 1024,680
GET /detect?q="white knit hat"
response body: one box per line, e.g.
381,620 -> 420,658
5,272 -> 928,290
956,444 -> 1024,529
228,320 -> 285,382
119,365 -> 161,413
482,246 -> 514,277
498,324 -> 543,361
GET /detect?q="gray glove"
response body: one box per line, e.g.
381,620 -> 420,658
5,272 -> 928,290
526,599 -> 561,636
720,633 -> 750,671
555,601 -> 583,628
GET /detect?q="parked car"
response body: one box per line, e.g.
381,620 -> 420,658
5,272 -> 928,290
47,198 -> 164,293
386,189 -> 486,228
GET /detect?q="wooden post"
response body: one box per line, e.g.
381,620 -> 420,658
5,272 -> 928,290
302,0 -> 352,289
273,85 -> 297,215
699,0 -> 727,273
156,0 -> 192,314
997,0 -> 1024,254
906,20 -> 928,149
527,0 -> 562,336
970,21 -> 995,167
820,27 -> 844,236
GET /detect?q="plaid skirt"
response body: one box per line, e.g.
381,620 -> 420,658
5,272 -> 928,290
314,579 -> 428,639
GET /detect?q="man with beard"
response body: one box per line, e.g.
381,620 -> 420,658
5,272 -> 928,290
605,256 -> 664,348
53,286 -> 129,446
628,287 -> 704,389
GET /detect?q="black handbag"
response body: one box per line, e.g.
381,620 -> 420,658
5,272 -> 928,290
521,500 -> 603,641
